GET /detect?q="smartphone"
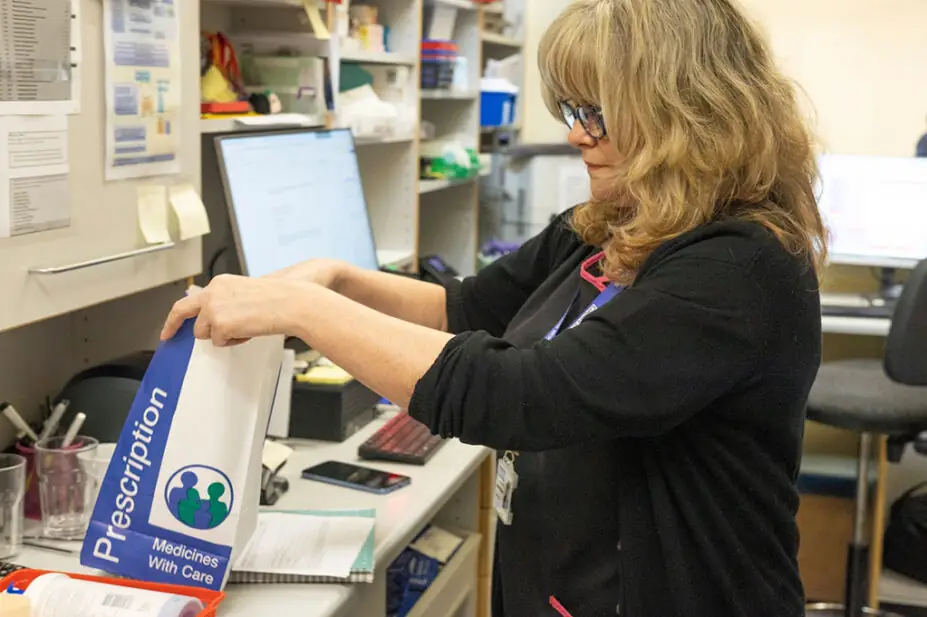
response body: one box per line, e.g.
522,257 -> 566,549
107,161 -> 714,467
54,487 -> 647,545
301,460 -> 411,495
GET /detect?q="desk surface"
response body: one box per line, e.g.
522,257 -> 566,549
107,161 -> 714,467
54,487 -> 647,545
14,413 -> 490,617
821,315 -> 890,337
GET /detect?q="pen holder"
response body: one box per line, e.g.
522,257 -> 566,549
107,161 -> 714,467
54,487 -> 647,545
13,442 -> 41,521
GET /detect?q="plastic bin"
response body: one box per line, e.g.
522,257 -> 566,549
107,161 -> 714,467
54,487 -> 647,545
480,77 -> 518,127
421,57 -> 455,90
243,56 -> 324,88
480,91 -> 516,127
246,86 -> 321,116
0,569 -> 225,617
421,40 -> 457,90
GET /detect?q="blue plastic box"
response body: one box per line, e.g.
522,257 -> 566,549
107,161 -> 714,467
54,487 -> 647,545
480,91 -> 517,127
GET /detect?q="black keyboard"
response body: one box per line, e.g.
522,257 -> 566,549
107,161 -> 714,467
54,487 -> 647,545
822,304 -> 895,319
358,414 -> 445,465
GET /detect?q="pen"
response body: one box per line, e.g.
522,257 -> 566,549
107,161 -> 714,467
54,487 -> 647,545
61,412 -> 86,447
37,399 -> 70,443
0,402 -> 38,442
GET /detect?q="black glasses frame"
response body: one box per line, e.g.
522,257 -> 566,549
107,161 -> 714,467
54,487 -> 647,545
559,101 -> 607,140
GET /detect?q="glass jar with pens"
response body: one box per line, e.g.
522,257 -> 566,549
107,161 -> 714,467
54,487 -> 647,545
9,399 -> 74,521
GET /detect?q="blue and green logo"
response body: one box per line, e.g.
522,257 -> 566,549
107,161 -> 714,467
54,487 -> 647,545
165,465 -> 234,530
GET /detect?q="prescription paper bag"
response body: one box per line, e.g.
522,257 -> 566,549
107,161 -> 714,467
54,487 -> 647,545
81,320 -> 283,590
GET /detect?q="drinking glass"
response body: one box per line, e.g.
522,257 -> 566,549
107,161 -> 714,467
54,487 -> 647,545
0,454 -> 25,558
77,443 -> 116,509
34,436 -> 98,539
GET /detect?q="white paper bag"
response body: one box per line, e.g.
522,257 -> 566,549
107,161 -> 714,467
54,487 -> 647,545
81,319 -> 283,590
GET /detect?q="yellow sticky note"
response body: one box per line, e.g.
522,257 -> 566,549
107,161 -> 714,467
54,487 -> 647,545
0,594 -> 31,617
137,185 -> 171,244
169,184 -> 211,240
296,365 -> 353,385
302,0 -> 330,39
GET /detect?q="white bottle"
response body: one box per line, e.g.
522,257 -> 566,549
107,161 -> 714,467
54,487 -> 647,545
24,574 -> 204,617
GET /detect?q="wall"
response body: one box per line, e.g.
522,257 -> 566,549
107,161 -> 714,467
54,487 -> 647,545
520,2 -> 571,145
742,0 -> 927,156
0,284 -> 184,447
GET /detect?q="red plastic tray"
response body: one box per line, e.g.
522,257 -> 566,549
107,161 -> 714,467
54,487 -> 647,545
0,569 -> 225,617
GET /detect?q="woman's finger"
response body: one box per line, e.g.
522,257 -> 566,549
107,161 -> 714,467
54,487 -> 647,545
193,313 -> 212,341
160,295 -> 204,340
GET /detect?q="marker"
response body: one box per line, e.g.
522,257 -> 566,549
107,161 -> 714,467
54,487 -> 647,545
0,403 -> 38,442
61,412 -> 86,447
37,399 -> 70,443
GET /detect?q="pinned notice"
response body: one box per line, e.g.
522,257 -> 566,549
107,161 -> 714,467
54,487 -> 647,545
169,184 -> 210,240
137,185 -> 171,244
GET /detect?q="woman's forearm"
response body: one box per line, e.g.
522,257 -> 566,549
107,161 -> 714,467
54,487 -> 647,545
286,283 -> 453,407
332,264 -> 449,331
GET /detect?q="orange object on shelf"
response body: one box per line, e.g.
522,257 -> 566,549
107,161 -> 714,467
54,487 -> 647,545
0,569 -> 225,617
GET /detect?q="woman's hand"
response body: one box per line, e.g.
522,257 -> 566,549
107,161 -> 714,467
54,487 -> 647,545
160,274 -> 308,346
266,258 -> 349,289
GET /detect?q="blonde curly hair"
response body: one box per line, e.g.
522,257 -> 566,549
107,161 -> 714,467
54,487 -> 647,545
539,0 -> 826,284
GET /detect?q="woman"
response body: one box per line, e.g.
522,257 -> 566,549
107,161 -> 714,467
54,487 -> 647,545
162,0 -> 825,615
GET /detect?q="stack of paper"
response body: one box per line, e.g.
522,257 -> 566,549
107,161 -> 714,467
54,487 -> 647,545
231,509 -> 376,583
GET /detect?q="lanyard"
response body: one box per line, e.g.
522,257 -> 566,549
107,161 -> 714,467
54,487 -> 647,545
543,283 -> 623,341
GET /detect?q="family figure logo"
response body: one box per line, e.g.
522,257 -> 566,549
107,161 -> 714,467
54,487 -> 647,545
165,465 -> 234,530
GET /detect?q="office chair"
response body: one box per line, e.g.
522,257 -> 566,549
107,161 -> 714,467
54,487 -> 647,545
806,258 -> 927,617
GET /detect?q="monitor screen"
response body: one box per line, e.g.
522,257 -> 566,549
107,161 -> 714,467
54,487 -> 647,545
215,129 -> 379,277
816,154 -> 927,269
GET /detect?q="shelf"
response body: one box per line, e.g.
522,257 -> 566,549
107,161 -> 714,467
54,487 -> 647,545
427,0 -> 480,9
405,531 -> 481,617
231,33 -> 417,65
377,249 -> 416,269
200,114 -> 323,134
480,124 -> 521,134
482,2 -> 504,14
355,133 -> 416,146
202,0 -> 301,6
342,49 -> 418,65
420,177 -> 477,194
421,89 -> 480,100
481,31 -> 523,48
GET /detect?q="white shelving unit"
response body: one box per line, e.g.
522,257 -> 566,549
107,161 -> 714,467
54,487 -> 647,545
417,0 -> 484,275
201,0 -> 423,269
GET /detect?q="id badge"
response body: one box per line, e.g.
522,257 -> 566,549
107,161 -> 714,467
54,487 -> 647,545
493,452 -> 518,525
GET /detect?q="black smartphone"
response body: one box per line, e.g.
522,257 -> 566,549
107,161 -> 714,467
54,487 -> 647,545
301,460 -> 411,495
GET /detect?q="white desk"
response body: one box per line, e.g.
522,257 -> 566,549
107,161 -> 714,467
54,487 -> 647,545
14,414 -> 491,617
821,315 -> 891,337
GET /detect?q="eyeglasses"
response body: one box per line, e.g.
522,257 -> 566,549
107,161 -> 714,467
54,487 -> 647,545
559,101 -> 607,140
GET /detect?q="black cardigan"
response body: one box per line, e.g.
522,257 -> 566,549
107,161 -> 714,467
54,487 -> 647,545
409,213 -> 821,617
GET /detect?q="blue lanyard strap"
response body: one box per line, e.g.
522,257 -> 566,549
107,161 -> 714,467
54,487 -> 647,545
544,283 -> 623,341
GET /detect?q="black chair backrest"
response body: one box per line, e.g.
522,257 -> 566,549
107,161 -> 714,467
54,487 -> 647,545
885,259 -> 927,385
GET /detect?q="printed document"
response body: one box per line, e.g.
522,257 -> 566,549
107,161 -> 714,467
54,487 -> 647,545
0,116 -> 70,238
234,512 -> 375,579
0,0 -> 80,115
103,0 -> 182,180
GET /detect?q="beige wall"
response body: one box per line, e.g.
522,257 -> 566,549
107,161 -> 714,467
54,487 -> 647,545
741,0 -> 927,156
521,2 -> 571,144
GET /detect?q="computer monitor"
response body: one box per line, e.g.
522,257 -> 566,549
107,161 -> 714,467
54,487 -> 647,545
214,128 -> 379,278
816,153 -> 927,270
